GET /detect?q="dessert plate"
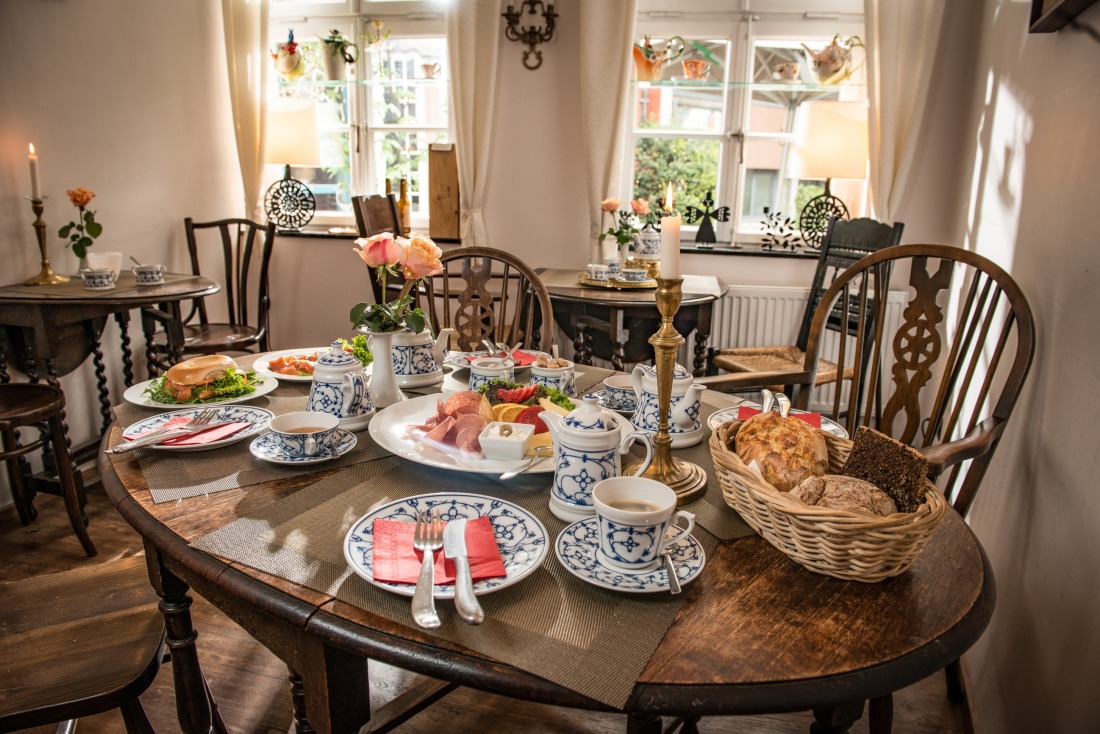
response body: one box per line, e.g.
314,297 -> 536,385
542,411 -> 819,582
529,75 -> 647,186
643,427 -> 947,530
120,405 -> 273,452
249,428 -> 356,465
707,403 -> 849,438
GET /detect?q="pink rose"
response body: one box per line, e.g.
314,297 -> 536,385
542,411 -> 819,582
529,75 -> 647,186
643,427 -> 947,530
600,197 -> 620,213
67,188 -> 95,208
402,234 -> 444,279
630,198 -> 651,216
353,233 -> 405,268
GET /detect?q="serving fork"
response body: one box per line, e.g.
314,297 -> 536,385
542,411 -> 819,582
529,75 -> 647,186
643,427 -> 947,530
107,408 -> 221,454
411,508 -> 443,629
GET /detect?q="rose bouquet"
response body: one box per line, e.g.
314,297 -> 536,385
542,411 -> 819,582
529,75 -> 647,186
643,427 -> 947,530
59,188 -> 102,259
598,197 -> 649,248
350,232 -> 443,333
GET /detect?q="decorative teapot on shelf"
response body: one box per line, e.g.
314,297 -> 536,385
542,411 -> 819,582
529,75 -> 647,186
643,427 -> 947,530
632,35 -> 685,82
390,327 -> 453,388
630,363 -> 706,448
306,341 -> 374,431
802,34 -> 863,84
272,29 -> 313,81
538,397 -> 654,522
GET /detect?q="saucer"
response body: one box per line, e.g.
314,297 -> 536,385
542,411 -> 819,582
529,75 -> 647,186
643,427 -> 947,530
555,517 -> 705,593
395,368 -> 443,388
249,428 -> 357,465
584,390 -> 635,416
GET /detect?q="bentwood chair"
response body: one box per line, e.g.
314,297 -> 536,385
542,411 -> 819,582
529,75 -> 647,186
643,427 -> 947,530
711,217 -> 904,394
352,194 -> 408,306
423,247 -> 554,353
696,244 -> 1035,734
0,555 -> 165,732
143,218 -> 276,375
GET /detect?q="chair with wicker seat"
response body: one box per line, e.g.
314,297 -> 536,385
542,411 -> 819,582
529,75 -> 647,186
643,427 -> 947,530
352,194 -> 409,307
711,217 -> 904,394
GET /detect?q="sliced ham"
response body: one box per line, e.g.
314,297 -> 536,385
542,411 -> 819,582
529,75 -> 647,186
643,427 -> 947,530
424,416 -> 456,444
454,426 -> 483,456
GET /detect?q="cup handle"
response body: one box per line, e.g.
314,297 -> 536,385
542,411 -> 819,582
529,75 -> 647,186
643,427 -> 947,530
659,511 -> 695,554
304,436 -> 318,456
341,372 -> 365,415
621,431 -> 654,476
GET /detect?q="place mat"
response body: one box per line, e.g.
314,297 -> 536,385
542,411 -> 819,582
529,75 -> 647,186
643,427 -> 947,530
193,456 -> 718,709
0,272 -> 202,299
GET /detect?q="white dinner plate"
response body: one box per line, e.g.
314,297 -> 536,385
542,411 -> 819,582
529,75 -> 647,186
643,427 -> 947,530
443,350 -> 548,372
707,402 -> 849,439
252,346 -> 331,382
368,394 -> 554,475
343,492 -> 548,599
123,373 -> 279,410
120,405 -> 274,452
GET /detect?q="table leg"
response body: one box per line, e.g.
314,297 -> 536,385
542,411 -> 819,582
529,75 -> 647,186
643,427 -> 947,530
85,319 -> 112,435
610,307 -> 627,373
296,636 -> 373,734
289,670 -> 316,734
626,713 -> 663,734
0,343 -> 9,383
811,699 -> 866,733
693,304 -> 714,377
116,311 -> 135,386
573,320 -> 593,365
868,694 -> 893,734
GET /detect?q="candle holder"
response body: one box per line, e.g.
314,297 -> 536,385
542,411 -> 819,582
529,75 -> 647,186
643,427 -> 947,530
623,276 -> 708,504
23,197 -> 70,286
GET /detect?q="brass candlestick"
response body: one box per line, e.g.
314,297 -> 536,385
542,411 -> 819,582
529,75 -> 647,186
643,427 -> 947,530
623,276 -> 708,504
24,197 -> 70,286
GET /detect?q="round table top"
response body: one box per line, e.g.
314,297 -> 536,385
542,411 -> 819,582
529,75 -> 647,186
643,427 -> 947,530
99,383 -> 993,717
0,272 -> 219,307
538,269 -> 725,307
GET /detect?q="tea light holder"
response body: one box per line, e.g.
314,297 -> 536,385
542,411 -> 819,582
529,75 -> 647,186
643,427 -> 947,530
622,277 -> 707,504
24,197 -> 70,286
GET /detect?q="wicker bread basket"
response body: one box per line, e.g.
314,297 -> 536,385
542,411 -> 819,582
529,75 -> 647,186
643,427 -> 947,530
710,420 -> 947,583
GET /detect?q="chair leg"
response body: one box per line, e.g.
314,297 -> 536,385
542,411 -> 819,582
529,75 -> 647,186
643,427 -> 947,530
868,694 -> 893,734
119,697 -> 156,734
2,438 -> 37,525
945,658 -> 965,701
48,413 -> 96,556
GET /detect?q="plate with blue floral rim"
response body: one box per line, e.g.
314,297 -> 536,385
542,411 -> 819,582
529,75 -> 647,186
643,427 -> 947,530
555,517 -> 706,594
121,405 -> 274,453
583,390 -> 635,417
249,428 -> 357,465
343,492 -> 549,599
442,350 -> 549,372
706,402 -> 849,439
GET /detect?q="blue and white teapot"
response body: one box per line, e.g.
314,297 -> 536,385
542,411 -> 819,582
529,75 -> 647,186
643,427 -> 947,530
538,397 -> 654,522
630,363 -> 706,448
306,341 -> 374,431
391,327 -> 453,388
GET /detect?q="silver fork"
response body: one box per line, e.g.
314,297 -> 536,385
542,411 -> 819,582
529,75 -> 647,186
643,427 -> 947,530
107,408 -> 220,454
410,508 -> 443,629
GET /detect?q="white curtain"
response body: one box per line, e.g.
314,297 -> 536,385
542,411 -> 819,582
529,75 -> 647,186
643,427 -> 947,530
447,0 -> 502,247
578,0 -> 638,263
864,0 -> 946,222
222,0 -> 270,221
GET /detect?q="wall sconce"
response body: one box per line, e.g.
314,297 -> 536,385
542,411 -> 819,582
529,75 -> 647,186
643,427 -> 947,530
502,1 -> 557,70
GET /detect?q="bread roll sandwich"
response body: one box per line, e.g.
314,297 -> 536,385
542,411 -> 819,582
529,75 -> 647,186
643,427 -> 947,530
144,354 -> 262,404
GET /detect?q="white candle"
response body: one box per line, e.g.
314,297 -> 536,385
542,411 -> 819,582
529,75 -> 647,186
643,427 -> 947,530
659,181 -> 681,278
28,143 -> 41,200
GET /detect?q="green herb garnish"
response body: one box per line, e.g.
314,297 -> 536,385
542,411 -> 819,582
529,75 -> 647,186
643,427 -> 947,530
337,334 -> 373,367
475,379 -> 575,411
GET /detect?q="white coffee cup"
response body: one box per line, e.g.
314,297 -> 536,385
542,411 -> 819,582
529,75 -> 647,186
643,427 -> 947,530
132,264 -> 166,286
81,268 -> 117,290
85,251 -> 123,277
593,477 -> 695,571
530,360 -> 575,395
469,357 -> 515,391
268,411 -> 339,457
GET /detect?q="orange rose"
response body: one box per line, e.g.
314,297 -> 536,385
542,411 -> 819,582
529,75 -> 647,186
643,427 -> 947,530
600,197 -> 620,213
630,198 -> 651,216
353,233 -> 405,268
67,188 -> 95,208
402,234 -> 443,279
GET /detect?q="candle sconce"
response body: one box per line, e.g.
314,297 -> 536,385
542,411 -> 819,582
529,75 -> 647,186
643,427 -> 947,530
502,1 -> 557,71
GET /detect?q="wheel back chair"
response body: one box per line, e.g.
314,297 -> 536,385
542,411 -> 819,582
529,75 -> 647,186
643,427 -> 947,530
711,217 -> 904,395
352,194 -> 409,307
696,243 -> 1035,734
143,218 -> 276,375
423,247 -> 554,353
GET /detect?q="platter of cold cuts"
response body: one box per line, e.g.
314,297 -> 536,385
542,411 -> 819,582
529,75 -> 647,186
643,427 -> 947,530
368,392 -> 555,475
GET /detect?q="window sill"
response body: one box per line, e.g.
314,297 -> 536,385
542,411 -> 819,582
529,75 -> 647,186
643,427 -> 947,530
680,243 -> 819,259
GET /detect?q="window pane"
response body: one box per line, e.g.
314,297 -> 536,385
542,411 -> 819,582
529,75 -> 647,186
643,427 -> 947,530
741,139 -> 794,228
633,38 -> 728,133
633,137 -> 719,214
370,38 -> 448,127
747,41 -> 847,134
372,130 -> 448,216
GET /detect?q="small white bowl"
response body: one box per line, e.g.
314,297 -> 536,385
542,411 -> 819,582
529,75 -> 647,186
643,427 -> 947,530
479,421 -> 534,460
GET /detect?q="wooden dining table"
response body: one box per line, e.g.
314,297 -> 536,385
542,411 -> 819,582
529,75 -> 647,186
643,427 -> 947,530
99,361 -> 994,734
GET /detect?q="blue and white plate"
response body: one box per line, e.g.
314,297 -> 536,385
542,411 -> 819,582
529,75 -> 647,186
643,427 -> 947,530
121,405 -> 274,452
343,492 -> 548,599
555,517 -> 706,594
584,390 -> 635,416
707,402 -> 849,439
249,428 -> 357,465
443,350 -> 548,372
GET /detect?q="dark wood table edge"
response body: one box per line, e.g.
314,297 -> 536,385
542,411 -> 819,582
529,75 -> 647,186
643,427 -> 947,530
99,439 -> 996,724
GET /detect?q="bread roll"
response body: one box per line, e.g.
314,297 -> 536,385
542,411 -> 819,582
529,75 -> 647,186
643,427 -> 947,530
789,474 -> 898,517
734,412 -> 828,492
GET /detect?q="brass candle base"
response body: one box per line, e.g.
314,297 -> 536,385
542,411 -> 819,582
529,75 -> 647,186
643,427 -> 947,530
628,276 -> 708,506
24,198 -> 70,286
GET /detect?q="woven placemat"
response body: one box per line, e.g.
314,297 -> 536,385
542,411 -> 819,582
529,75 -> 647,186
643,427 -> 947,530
194,456 -> 718,709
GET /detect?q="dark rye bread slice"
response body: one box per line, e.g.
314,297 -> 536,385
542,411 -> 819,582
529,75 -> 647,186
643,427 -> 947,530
841,426 -> 929,513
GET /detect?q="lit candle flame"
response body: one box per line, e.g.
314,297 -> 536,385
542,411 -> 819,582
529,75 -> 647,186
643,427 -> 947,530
29,143 -> 36,156
663,181 -> 675,213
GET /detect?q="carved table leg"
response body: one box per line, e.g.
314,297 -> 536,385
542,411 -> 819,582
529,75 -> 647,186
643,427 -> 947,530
0,343 -> 9,383
86,320 -> 112,435
573,321 -> 593,365
116,311 -> 135,387
289,669 -> 317,734
626,713 -> 663,734
610,308 -> 627,373
694,302 -> 714,377
811,699 -> 866,734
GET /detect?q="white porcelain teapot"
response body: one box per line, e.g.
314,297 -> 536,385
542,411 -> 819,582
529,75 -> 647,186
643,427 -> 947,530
630,363 -> 706,448
306,341 -> 373,431
538,397 -> 654,522
391,327 -> 453,388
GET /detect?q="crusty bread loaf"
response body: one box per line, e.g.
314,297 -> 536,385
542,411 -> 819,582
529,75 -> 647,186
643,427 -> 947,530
734,412 -> 828,492
789,474 -> 899,517
842,426 -> 929,512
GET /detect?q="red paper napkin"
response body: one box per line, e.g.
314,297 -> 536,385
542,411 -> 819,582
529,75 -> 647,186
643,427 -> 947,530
371,516 -> 507,585
127,416 -> 251,446
737,406 -> 822,428
465,349 -> 538,367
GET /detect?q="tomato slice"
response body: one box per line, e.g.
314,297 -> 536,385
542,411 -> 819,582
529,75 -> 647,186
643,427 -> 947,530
514,405 -> 548,433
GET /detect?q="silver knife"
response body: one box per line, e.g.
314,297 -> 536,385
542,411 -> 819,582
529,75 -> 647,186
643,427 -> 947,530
443,519 -> 485,624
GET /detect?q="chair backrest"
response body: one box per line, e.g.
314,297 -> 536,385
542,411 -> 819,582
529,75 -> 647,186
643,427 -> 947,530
795,217 -> 905,350
799,244 -> 1035,515
352,194 -> 406,305
423,247 -> 553,353
183,217 -> 276,346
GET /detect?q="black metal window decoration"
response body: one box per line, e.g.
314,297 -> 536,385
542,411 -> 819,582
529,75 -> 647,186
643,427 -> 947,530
502,1 -> 557,70
684,191 -> 730,247
761,208 -> 805,251
264,165 -> 316,231
798,181 -> 847,248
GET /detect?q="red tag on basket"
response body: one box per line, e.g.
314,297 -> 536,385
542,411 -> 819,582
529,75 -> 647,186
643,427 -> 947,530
737,406 -> 822,428
370,516 -> 506,585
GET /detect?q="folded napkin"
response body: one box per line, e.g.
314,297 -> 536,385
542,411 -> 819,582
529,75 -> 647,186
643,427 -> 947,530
128,416 -> 251,446
737,405 -> 822,428
466,349 -> 538,366
371,516 -> 507,585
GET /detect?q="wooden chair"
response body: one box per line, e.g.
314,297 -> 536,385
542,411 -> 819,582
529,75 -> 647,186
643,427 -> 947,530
698,244 -> 1035,734
351,194 -> 408,306
0,383 -> 95,557
423,247 -> 553,353
0,555 -> 164,732
710,217 -> 904,393
143,218 -> 275,375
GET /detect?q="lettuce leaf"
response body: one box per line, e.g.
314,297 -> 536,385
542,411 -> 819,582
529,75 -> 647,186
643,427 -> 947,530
142,368 -> 263,404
